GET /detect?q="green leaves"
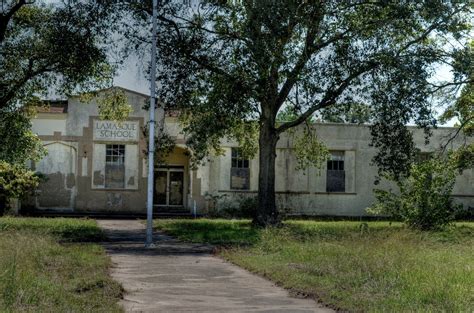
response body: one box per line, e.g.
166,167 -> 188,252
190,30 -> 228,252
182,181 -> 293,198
230,121 -> 259,159
292,126 -> 329,171
0,161 -> 40,202
137,0 -> 472,167
96,89 -> 133,122
0,109 -> 46,165
369,156 -> 462,230
441,78 -> 473,136
0,1 -> 117,111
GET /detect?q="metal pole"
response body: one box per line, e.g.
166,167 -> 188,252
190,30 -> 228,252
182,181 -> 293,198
146,0 -> 158,247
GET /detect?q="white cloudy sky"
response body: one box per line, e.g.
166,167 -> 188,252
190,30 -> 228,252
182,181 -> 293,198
114,55 -> 150,95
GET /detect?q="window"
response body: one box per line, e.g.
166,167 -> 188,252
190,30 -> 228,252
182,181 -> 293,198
231,148 -> 250,190
326,151 -> 345,192
105,144 -> 125,188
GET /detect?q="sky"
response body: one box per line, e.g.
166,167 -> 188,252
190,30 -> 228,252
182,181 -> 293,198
114,55 -> 150,95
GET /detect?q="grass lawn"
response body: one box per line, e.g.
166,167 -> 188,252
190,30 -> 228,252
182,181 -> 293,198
155,219 -> 474,312
0,217 -> 123,312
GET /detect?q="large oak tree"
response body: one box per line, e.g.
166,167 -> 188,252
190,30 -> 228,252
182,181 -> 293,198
0,0 -> 121,163
128,1 -> 472,226
0,0 -> 120,110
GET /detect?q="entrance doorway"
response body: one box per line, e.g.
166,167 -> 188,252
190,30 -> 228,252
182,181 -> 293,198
154,166 -> 184,207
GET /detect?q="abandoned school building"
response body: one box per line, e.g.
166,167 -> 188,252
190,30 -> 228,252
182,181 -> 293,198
25,87 -> 473,216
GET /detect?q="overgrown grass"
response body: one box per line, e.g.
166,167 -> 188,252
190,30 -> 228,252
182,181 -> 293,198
0,217 -> 122,312
0,217 -> 105,242
155,219 -> 474,312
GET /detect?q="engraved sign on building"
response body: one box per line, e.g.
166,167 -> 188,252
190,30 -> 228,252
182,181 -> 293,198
93,120 -> 139,142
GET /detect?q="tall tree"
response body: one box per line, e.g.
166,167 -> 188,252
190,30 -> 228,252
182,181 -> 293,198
0,0 -> 122,164
0,0 -> 119,111
128,1 -> 472,226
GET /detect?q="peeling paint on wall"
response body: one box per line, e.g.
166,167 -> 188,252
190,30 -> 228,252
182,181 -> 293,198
37,172 -> 72,207
93,171 -> 105,185
107,193 -> 123,209
34,141 -> 77,210
66,173 -> 76,188
29,88 -> 473,215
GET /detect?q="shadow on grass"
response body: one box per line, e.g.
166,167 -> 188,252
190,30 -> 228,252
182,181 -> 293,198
0,217 -> 105,242
154,218 -> 474,248
154,219 -> 260,246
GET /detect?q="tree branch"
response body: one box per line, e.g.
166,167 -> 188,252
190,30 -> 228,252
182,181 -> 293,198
441,116 -> 473,153
276,62 -> 378,133
274,29 -> 350,110
0,0 -> 30,42
156,13 -> 236,80
429,79 -> 472,93
0,61 -> 57,109
396,3 -> 470,58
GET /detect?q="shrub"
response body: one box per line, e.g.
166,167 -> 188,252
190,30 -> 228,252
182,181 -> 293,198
0,162 -> 40,214
368,157 -> 462,230
232,196 -> 257,218
209,195 -> 257,219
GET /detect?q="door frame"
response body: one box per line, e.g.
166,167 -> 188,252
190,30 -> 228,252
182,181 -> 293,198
154,165 -> 185,207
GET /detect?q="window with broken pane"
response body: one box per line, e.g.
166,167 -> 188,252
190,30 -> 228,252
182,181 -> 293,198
326,151 -> 345,192
231,148 -> 250,190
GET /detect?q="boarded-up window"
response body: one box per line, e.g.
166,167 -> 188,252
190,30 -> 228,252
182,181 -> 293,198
231,148 -> 250,190
326,151 -> 345,192
105,144 -> 125,188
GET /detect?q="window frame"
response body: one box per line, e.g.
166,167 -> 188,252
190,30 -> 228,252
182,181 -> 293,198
326,151 -> 346,193
105,144 -> 126,189
230,147 -> 250,190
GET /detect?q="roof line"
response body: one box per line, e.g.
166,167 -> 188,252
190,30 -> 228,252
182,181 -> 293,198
111,85 -> 150,98
68,86 -> 150,99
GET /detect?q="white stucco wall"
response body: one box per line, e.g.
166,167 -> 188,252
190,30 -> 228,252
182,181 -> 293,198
206,123 -> 473,216
34,141 -> 78,210
66,90 -> 152,137
32,116 -> 67,136
29,87 -> 473,216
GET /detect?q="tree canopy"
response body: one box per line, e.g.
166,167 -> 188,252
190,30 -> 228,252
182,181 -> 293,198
0,108 -> 45,165
127,1 -> 473,225
0,0 -> 122,165
0,0 -> 119,110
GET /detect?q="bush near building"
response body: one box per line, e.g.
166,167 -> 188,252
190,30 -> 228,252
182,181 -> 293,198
369,157 -> 464,230
0,162 -> 40,215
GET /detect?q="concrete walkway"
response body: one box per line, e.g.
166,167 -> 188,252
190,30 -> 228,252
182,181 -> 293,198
97,219 -> 332,313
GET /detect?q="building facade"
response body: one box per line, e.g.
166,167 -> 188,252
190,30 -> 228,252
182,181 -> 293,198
26,87 -> 474,216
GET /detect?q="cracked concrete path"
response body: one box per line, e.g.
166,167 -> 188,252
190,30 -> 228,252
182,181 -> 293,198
97,219 -> 332,313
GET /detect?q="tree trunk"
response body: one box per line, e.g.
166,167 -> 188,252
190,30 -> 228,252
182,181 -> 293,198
0,195 -> 6,216
254,116 -> 280,227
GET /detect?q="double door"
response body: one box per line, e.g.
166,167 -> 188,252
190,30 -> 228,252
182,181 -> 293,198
154,167 -> 184,206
